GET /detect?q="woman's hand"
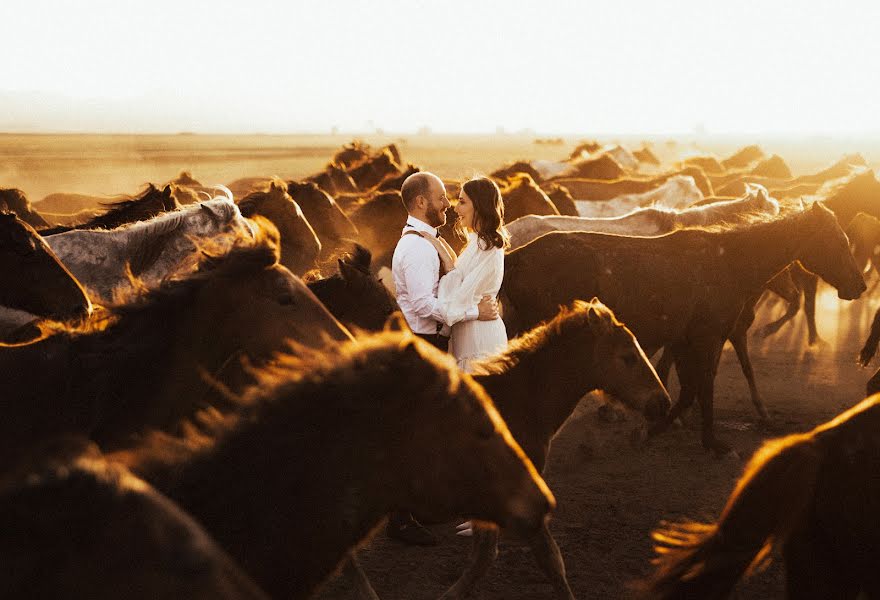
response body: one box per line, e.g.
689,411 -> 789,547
418,231 -> 456,272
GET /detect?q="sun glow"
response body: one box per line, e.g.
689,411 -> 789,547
2,0 -> 879,135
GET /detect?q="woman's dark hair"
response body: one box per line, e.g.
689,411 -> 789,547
459,177 -> 509,250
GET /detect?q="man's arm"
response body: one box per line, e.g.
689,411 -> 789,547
400,242 -> 446,323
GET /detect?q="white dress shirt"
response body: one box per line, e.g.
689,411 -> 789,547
391,215 -> 478,335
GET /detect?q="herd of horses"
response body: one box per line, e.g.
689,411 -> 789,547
3,137 -> 880,598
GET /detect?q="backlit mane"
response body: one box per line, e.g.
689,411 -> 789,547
471,300 -> 619,376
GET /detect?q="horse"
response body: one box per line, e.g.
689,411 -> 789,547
332,140 -> 372,169
567,140 -> 601,160
545,184 -> 579,216
552,165 -> 713,201
112,331 -> 555,600
306,245 -> 399,332
508,184 -> 778,250
858,307 -> 880,395
501,174 -> 560,222
555,152 -> 627,180
375,163 -> 420,191
640,394 -> 880,599
238,181 -> 321,276
347,148 -> 401,190
286,180 -> 358,260
681,155 -> 725,174
845,212 -> 880,277
0,212 -> 91,337
760,169 -> 880,346
501,201 -> 865,455
750,154 -> 793,179
347,190 -> 407,271
633,145 -> 661,167
439,299 -> 670,600
0,437 -> 269,599
37,184 -> 181,235
0,219 -> 351,459
720,144 -> 765,170
306,163 -> 359,196
44,196 -> 254,304
491,160 -> 546,183
0,188 -> 48,228
574,175 -> 702,218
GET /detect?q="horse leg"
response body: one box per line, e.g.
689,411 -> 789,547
524,520 -> 575,600
341,551 -> 381,600
801,272 -> 821,346
687,337 -> 729,456
758,290 -> 801,339
439,524 -> 500,600
730,300 -> 770,423
648,349 -> 697,438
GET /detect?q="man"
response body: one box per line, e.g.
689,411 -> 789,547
385,171 -> 498,547
392,172 -> 497,351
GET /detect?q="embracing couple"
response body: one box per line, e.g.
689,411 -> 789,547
387,171 -> 509,545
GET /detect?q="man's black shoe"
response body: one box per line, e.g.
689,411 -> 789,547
386,519 -> 438,546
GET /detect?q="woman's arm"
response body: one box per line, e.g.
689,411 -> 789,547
418,232 -> 456,273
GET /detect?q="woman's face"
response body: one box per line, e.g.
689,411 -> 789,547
456,190 -> 475,230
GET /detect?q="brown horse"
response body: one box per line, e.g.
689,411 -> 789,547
557,152 -> 626,180
0,188 -> 48,228
0,221 -> 351,458
346,190 -> 407,271
858,307 -> 880,395
440,299 -> 670,600
681,155 -> 724,174
501,202 -> 865,455
567,140 -> 601,160
286,180 -> 358,260
761,169 -> 880,346
347,149 -> 401,190
546,184 -> 579,216
491,160 -> 545,184
550,165 -> 713,199
238,181 -> 321,276
306,163 -> 359,196
332,140 -> 372,169
37,184 -> 181,235
0,212 -> 91,330
306,245 -> 400,331
633,145 -> 661,166
640,394 -> 880,599
501,174 -> 560,222
0,437 -> 268,599
375,162 -> 420,191
114,332 -> 555,600
845,212 -> 880,277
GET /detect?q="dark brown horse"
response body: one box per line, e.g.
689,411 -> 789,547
375,162 -> 420,191
286,180 -> 358,260
633,145 -> 661,166
332,140 -> 371,169
858,307 -> 880,395
501,202 -> 865,455
546,184 -> 579,216
114,332 -> 555,600
346,190 -> 407,271
491,160 -> 545,184
238,181 -> 321,276
640,394 -> 880,599
441,299 -> 670,600
306,245 -> 400,331
0,212 -> 91,328
0,221 -> 351,459
501,174 -> 560,222
306,163 -> 359,196
37,184 -> 181,235
557,152 -> 626,180
0,188 -> 48,228
0,437 -> 268,599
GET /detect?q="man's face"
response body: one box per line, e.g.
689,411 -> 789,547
423,178 -> 450,228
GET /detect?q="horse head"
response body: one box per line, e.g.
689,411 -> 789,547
798,201 -> 867,300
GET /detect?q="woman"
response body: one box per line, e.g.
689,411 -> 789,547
419,176 -> 509,372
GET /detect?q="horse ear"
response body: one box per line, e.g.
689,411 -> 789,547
586,302 -> 611,332
338,257 -> 361,283
384,311 -> 411,333
162,185 -> 173,197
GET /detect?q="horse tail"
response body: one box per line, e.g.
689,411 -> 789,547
859,306 -> 880,366
636,434 -> 822,600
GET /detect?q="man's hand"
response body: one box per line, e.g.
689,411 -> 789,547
477,295 -> 499,321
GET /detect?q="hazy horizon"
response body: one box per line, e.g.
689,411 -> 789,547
4,0 -> 880,136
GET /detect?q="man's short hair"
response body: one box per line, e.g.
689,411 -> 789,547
400,172 -> 435,211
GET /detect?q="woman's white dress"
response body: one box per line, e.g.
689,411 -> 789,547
437,231 -> 508,372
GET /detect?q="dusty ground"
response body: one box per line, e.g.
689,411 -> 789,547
3,134 -> 879,598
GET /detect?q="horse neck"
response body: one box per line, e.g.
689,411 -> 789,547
474,327 -> 598,468
152,401 -> 395,599
713,212 -> 813,294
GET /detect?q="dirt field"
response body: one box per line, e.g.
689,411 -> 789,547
3,133 -> 879,598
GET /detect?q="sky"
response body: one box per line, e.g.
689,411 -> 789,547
2,0 -> 879,135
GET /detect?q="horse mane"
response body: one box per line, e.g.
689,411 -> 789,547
814,166 -> 876,198
470,300 -> 617,376
113,330 -> 460,474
